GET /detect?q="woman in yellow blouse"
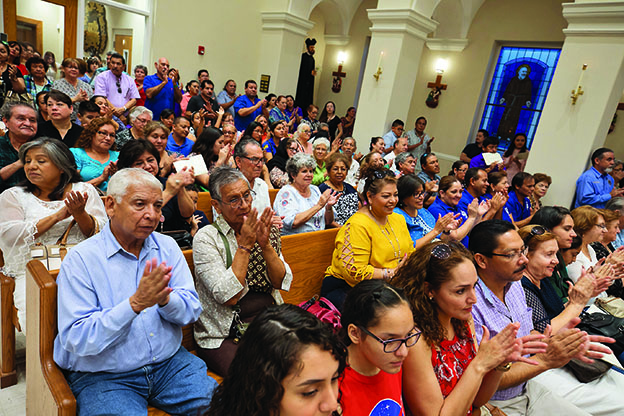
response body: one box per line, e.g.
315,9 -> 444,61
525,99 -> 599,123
321,167 -> 414,309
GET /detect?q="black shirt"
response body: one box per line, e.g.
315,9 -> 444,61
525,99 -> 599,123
36,120 -> 83,148
461,143 -> 482,160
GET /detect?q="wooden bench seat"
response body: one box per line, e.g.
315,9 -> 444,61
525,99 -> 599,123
26,227 -> 338,415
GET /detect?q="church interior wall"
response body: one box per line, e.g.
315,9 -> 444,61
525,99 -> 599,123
406,0 -> 567,174
604,99 -> 624,160
17,0 -> 65,61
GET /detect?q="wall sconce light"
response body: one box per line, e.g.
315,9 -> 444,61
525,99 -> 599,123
571,64 -> 587,105
426,58 -> 449,108
332,52 -> 347,93
435,58 -> 449,74
373,51 -> 383,81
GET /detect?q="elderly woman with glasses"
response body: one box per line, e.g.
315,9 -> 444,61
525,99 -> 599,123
192,167 -> 292,376
321,167 -> 414,309
273,152 -> 338,236
293,123 -> 313,154
318,152 -> 359,226
71,117 -> 119,192
392,241 -> 546,416
114,106 -> 153,149
312,137 -> 330,186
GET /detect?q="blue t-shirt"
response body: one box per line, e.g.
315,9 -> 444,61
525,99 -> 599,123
429,197 -> 470,247
165,133 -> 194,157
233,94 -> 262,131
262,138 -> 278,156
70,148 -> 119,192
394,207 -> 437,247
503,191 -> 532,223
143,74 -> 175,120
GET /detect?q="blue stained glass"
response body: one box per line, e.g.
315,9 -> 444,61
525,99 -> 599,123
478,46 -> 561,151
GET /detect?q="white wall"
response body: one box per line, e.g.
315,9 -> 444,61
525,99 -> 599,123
99,4 -> 145,70
17,0 -> 64,59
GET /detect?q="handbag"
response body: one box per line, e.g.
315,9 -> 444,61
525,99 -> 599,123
299,296 -> 342,331
5,90 -> 35,106
576,311 -> 624,357
595,296 -> 624,318
30,220 -> 77,270
161,230 -> 193,250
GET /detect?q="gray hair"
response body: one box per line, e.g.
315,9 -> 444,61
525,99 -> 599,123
128,106 -> 153,124
312,137 -> 330,150
293,123 -> 310,140
318,122 -> 329,130
395,152 -> 414,167
107,168 -> 163,203
233,137 -> 261,160
606,197 -> 624,213
1,101 -> 36,120
208,166 -> 249,201
286,152 -> 317,181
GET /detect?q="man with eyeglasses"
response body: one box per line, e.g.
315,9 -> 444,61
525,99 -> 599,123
233,138 -> 272,213
469,219 -> 615,415
93,52 -> 139,119
382,119 -> 404,155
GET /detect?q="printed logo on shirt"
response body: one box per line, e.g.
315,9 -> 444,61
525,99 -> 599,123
368,399 -> 403,416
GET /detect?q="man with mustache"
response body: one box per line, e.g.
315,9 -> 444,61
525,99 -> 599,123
469,219 -> 622,415
0,102 -> 38,192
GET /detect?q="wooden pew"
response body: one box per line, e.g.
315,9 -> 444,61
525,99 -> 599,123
27,228 -> 339,415
26,249 -> 222,416
0,249 -> 18,388
280,228 -> 339,305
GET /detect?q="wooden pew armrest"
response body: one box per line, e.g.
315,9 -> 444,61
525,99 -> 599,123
26,260 -> 76,415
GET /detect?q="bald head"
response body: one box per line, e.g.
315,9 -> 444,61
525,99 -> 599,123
155,58 -> 170,78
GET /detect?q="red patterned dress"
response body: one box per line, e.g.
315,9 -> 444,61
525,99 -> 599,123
430,326 -> 477,415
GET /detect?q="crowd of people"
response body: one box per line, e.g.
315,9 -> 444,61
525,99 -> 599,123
2,41 -> 624,415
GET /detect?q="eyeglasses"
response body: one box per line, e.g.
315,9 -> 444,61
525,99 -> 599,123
287,146 -> 299,152
596,223 -> 607,230
241,156 -> 264,166
372,170 -> 395,180
357,325 -> 421,353
414,191 -> 426,199
96,130 -> 116,138
116,79 -> 122,94
485,246 -> 528,260
217,189 -> 256,209
523,225 -> 546,244
223,131 -> 236,135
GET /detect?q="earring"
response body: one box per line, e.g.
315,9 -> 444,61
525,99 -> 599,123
429,296 -> 434,301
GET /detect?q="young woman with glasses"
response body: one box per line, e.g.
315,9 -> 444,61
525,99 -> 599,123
392,241 -> 546,416
339,279 -> 419,415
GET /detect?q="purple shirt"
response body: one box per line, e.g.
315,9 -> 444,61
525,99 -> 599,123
93,70 -> 140,109
472,277 -> 533,401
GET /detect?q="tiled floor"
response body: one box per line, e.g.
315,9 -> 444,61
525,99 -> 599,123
0,333 -> 26,416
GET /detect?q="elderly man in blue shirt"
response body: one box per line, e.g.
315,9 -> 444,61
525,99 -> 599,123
574,147 -> 624,209
54,168 -> 216,415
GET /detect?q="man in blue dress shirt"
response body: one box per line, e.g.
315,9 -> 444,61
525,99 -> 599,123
143,57 -> 182,120
574,147 -> 624,208
54,168 -> 216,415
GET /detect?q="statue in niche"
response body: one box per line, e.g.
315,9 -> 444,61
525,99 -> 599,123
295,38 -> 316,111
497,64 -> 533,141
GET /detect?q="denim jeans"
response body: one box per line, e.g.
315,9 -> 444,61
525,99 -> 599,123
65,346 -> 217,416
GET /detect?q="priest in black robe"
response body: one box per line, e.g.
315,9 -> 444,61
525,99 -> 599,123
295,38 -> 317,111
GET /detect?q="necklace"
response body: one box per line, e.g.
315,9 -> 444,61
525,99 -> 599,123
369,208 -> 401,260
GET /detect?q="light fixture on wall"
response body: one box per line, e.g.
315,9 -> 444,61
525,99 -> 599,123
332,51 -> 347,93
426,58 -> 449,108
373,51 -> 383,81
571,63 -> 588,105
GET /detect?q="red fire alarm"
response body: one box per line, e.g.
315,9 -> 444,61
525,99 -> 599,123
198,46 -> 205,55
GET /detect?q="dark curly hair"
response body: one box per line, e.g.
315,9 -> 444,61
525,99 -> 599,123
205,304 -> 347,416
391,241 -> 472,346
74,117 -> 118,150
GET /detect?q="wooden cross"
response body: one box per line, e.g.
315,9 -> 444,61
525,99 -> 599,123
427,74 -> 447,91
332,65 -> 346,80
332,64 -> 347,93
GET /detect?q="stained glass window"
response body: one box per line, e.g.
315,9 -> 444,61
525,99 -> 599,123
479,47 -> 561,151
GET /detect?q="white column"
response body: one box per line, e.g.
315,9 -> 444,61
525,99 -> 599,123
258,12 -> 314,95
351,8 -> 437,150
525,0 -> 624,207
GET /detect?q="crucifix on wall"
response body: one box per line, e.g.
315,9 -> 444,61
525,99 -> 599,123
426,74 -> 447,108
332,64 -> 346,93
